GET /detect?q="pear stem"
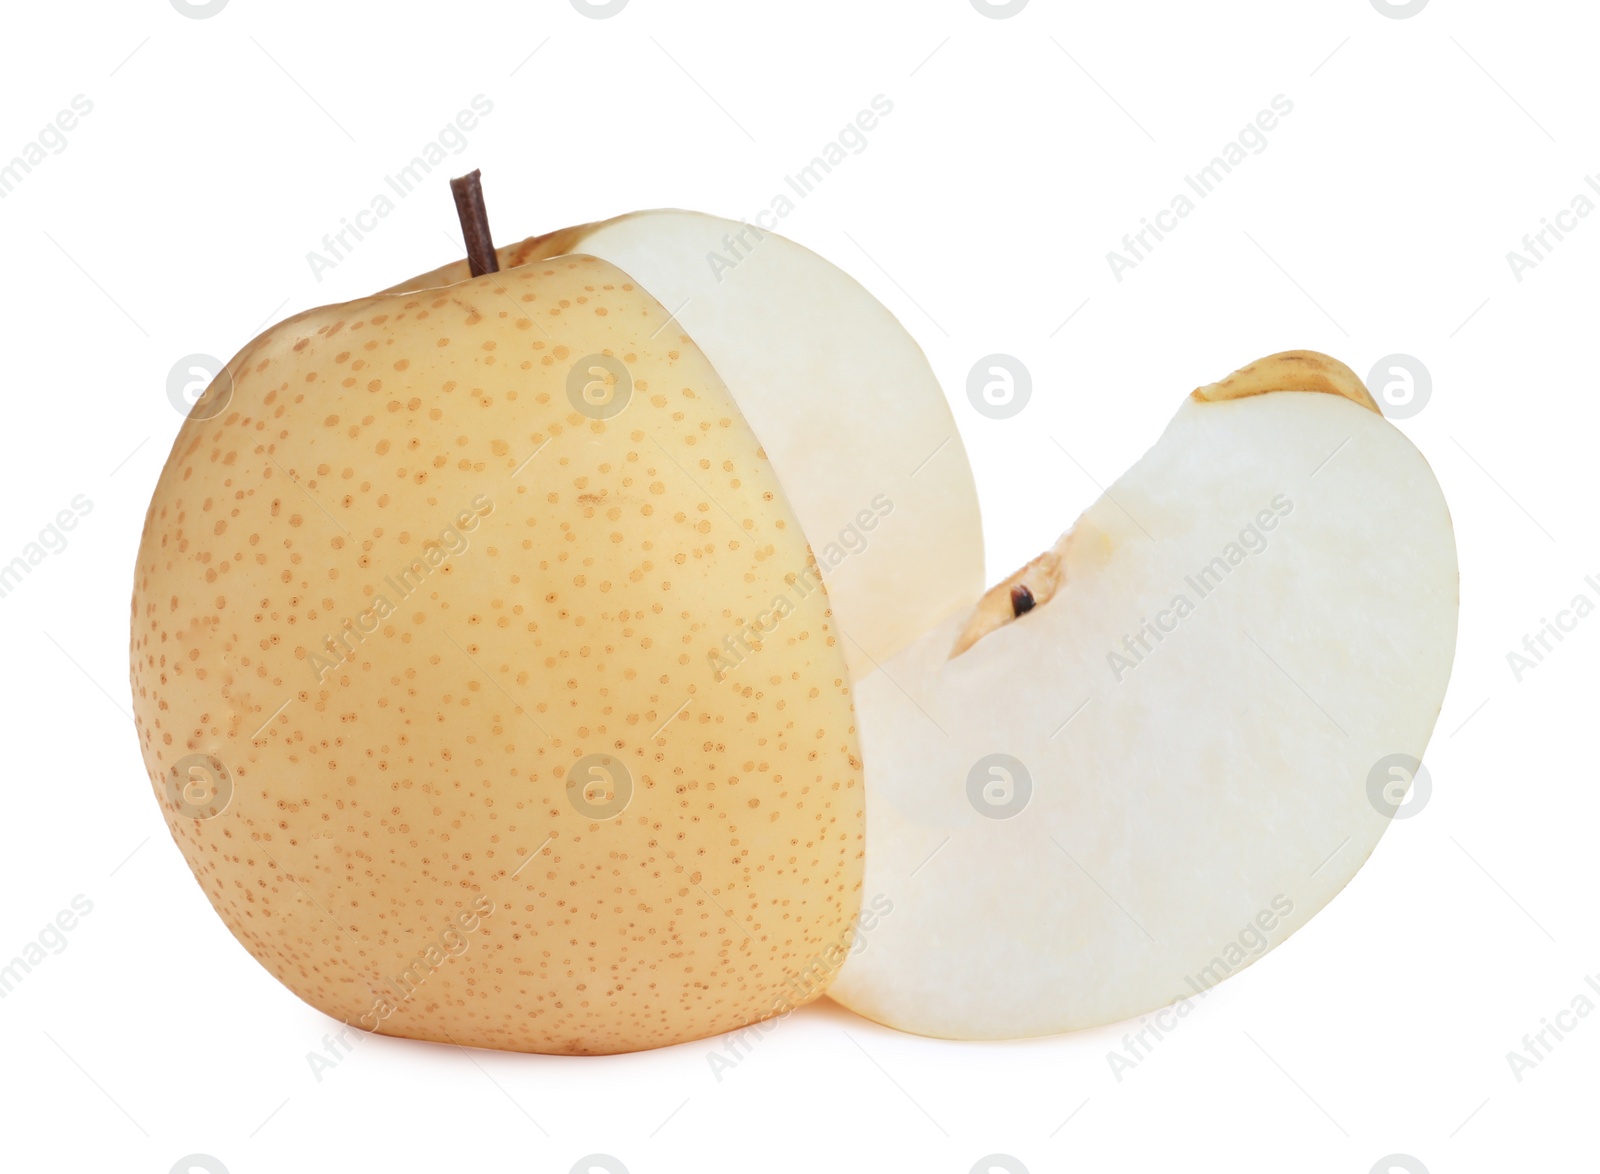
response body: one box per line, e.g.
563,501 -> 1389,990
449,170 -> 499,277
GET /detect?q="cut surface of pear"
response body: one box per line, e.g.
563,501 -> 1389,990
827,354 -> 1458,1040
392,209 -> 985,671
132,255 -> 866,1054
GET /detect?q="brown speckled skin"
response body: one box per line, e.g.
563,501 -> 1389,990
131,256 -> 865,1054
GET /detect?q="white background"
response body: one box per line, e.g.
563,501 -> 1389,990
0,1 -> 1593,1171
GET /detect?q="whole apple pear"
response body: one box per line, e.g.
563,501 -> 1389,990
133,251 -> 871,1054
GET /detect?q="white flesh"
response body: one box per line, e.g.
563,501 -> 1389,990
828,391 -> 1458,1039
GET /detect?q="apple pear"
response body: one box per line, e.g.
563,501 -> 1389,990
130,202 -> 979,1053
827,352 -> 1459,1039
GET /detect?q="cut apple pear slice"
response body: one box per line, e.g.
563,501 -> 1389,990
827,352 -> 1458,1040
391,209 -> 984,671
